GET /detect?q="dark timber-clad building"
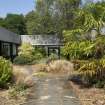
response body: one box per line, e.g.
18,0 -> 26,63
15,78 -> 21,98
0,27 -> 63,60
0,27 -> 21,60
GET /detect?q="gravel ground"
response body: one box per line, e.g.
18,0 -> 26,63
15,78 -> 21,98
70,82 -> 105,105
1,63 -> 105,105
0,89 -> 26,105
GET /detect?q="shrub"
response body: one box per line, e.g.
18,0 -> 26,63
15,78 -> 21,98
14,43 -> 44,65
73,59 -> 105,87
62,41 -> 95,60
33,53 -> 43,60
32,47 -> 46,57
95,80 -> 105,88
18,43 -> 34,57
13,55 -> 35,65
71,60 -> 89,71
9,83 -> 28,98
78,61 -> 98,84
14,43 -> 36,65
0,57 -> 12,88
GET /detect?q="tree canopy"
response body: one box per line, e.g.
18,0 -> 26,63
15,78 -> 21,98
26,0 -> 80,35
0,14 -> 27,35
0,0 -> 80,35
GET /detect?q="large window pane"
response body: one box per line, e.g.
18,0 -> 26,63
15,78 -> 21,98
2,43 -> 10,57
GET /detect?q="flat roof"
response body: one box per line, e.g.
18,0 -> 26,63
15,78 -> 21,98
0,27 -> 21,44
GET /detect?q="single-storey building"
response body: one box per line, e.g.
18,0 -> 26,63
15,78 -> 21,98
0,27 -> 63,60
21,35 -> 63,58
0,27 -> 21,60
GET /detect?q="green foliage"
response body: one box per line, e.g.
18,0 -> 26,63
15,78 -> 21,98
72,59 -> 105,87
9,83 -> 28,98
72,60 -> 89,71
63,30 -> 105,60
14,43 -> 44,65
18,43 -> 34,57
14,43 -> 35,65
0,57 -> 12,88
74,2 -> 105,32
49,53 -> 58,61
95,80 -> 105,88
32,47 -> 46,59
78,61 -> 98,83
0,0 -> 80,35
62,40 -> 95,60
63,34 -> 105,87
0,18 -> 8,28
25,10 -> 60,35
13,55 -> 35,65
0,14 -> 27,34
25,11 -> 42,35
26,0 -> 80,35
63,2 -> 105,88
63,29 -> 84,42
34,53 -> 43,60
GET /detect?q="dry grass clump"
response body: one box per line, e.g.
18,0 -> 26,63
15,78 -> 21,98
33,64 -> 49,72
48,60 -> 74,75
12,66 -> 35,87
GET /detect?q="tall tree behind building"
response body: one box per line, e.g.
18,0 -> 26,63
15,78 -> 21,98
26,0 -> 80,35
0,14 -> 27,35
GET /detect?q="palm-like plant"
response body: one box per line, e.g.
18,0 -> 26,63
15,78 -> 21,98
75,2 -> 105,33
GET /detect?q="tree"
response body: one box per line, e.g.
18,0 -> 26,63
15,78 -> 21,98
5,14 -> 27,34
0,14 -> 27,35
26,11 -> 56,35
0,18 -> 8,28
74,2 -> 105,33
26,0 -> 80,35
62,1 -> 105,59
25,11 -> 41,34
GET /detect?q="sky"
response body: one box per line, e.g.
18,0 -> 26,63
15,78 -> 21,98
0,0 -> 104,18
0,0 -> 35,17
81,0 -> 103,5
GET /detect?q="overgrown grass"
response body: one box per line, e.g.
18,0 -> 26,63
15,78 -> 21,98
8,83 -> 28,98
0,57 -> 13,89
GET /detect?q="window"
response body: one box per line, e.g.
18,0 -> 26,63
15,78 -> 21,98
13,44 -> 17,55
2,43 -> 10,57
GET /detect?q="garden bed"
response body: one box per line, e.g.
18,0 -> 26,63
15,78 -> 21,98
70,81 -> 105,105
0,87 -> 33,105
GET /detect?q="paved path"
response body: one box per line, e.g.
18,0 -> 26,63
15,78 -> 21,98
22,75 -> 81,105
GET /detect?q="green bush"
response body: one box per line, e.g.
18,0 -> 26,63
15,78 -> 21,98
62,41 -> 95,60
72,59 -> 105,87
0,57 -> 12,88
18,43 -> 34,56
78,61 -> 98,84
13,55 -> 36,65
33,52 -> 43,60
9,83 -> 28,98
14,43 -> 45,65
32,47 -> 46,57
94,80 -> 105,88
71,60 -> 89,71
